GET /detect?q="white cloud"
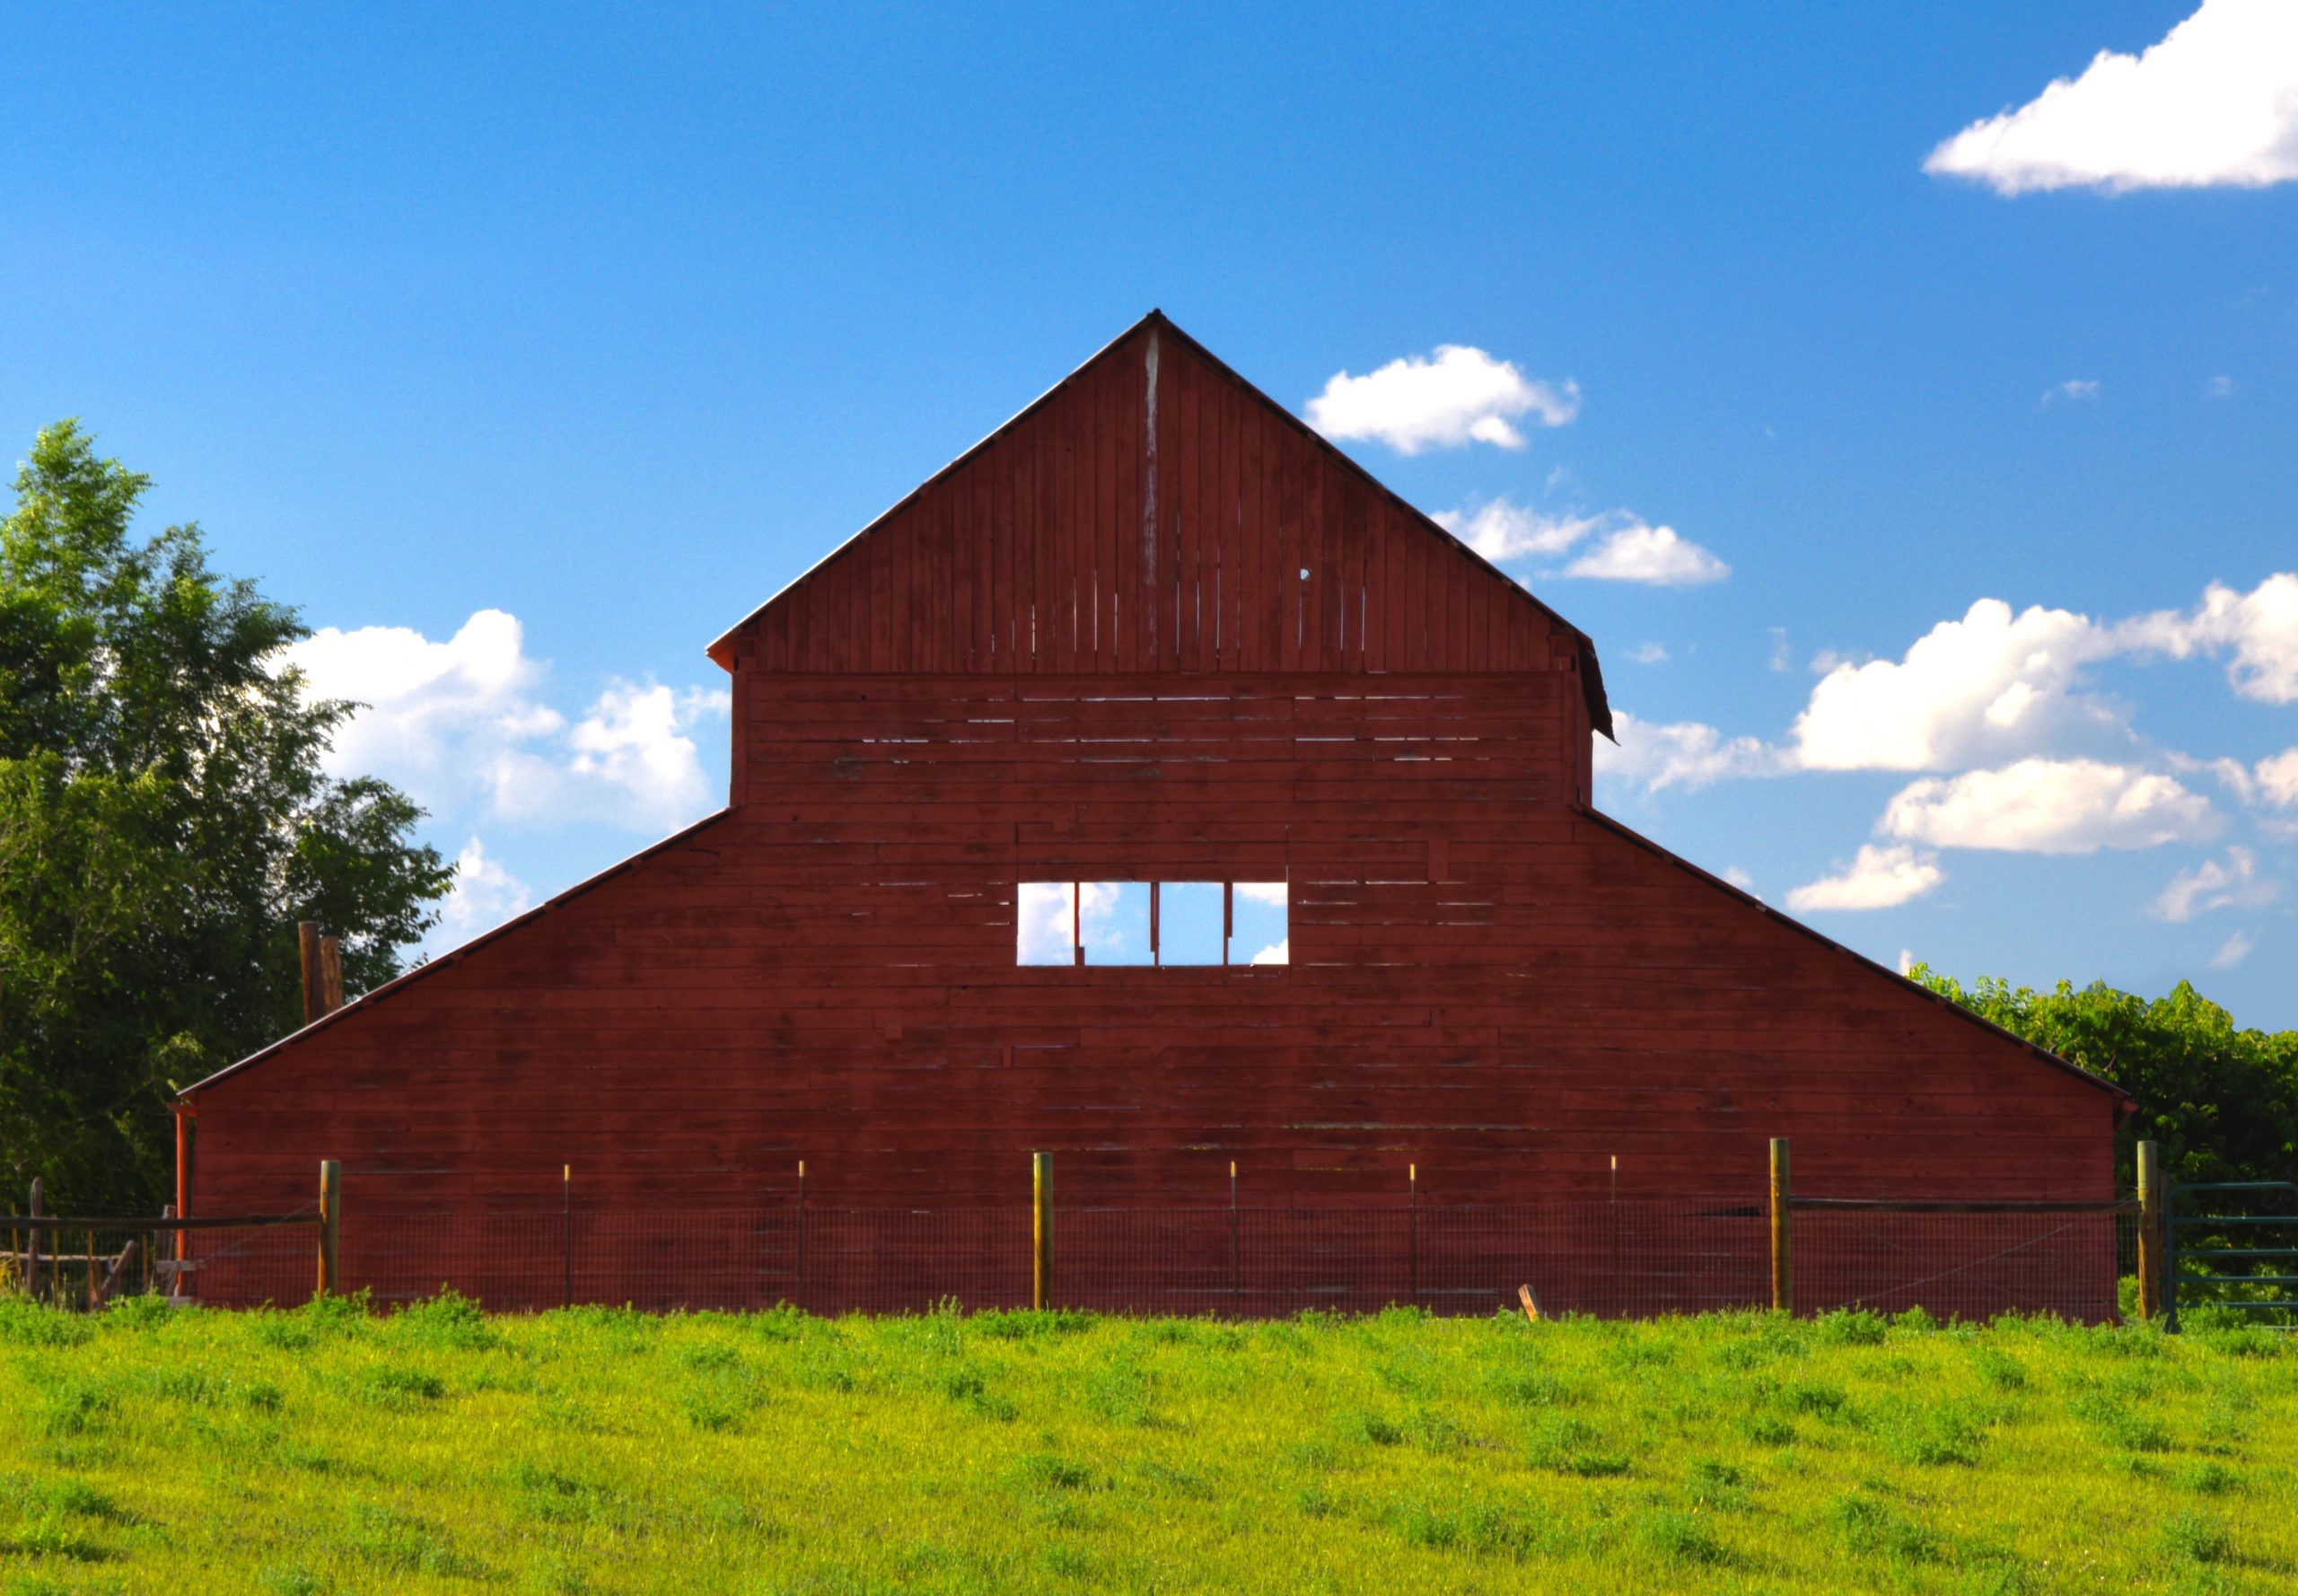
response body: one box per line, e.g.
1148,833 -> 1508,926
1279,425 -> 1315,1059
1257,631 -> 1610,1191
1783,577 -> 2298,776
1595,711 -> 1784,794
1236,881 -> 1289,906
1880,759 -> 2217,855
1434,499 -> 1725,588
2211,929 -> 2257,969
2118,573 -> 2298,704
1248,937 -> 1290,966
2044,379 -> 2102,404
286,609 -> 729,833
1432,499 -> 1601,561
1924,0 -> 2298,195
1563,522 -> 1729,586
1785,846 -> 1943,913
2206,375 -> 2236,399
1627,642 -> 1669,665
436,837 -> 534,942
2152,846 -> 2281,922
1791,599 -> 2121,771
1721,865 -> 1758,895
1306,345 -> 1579,453
1767,627 -> 1794,672
1897,949 -> 1918,975
2257,749 -> 2298,807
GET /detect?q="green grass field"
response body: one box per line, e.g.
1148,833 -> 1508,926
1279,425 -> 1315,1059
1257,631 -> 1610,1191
1,1295 -> 2293,1596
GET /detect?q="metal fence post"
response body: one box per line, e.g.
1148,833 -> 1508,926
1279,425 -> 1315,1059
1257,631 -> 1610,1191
1768,1138 -> 1793,1315
1408,1162 -> 1420,1308
2135,1139 -> 2162,1322
1230,1161 -> 1241,1311
316,1160 -> 341,1299
1031,1152 -> 1054,1311
28,1178 -> 43,1302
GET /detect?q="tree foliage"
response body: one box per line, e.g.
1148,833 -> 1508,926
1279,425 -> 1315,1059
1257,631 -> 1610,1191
0,421 -> 452,1208
1911,967 -> 2298,1189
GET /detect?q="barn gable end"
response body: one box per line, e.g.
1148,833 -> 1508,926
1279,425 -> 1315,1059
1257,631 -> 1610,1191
708,314 -> 1611,738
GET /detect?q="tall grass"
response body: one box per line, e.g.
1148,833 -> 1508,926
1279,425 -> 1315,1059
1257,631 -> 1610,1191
1,1295 -> 2293,1593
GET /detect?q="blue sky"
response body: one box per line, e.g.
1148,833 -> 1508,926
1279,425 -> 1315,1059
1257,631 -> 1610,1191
4,3 -> 2294,1023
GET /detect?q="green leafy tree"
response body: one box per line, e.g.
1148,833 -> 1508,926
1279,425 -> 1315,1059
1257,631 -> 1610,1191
0,421 -> 452,1209
1910,968 -> 2298,1188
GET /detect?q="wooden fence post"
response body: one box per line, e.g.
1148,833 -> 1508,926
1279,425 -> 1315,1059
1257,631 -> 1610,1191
1031,1152 -> 1054,1311
316,1160 -> 341,1298
1768,1138 -> 1793,1315
2136,1139 -> 2162,1323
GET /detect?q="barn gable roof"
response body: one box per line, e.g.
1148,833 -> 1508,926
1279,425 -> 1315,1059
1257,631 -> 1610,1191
176,810 -> 734,1101
707,311 -> 1613,738
1584,808 -> 2135,1111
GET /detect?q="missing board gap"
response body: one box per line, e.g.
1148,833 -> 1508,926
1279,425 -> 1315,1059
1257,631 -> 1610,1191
1016,880 -> 1287,967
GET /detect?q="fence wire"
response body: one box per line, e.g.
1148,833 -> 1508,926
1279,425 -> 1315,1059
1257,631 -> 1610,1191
110,1199 -> 2136,1322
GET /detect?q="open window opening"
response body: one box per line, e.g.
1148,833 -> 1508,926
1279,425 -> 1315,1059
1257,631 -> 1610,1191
1016,881 -> 1287,967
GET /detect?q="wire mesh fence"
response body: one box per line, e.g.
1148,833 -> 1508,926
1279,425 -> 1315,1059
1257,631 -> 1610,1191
110,1197 -> 2133,1321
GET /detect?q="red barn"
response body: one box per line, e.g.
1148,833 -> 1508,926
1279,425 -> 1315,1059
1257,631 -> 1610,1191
178,313 -> 2130,1316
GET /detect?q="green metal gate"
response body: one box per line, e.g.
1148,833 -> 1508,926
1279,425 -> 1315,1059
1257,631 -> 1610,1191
2166,1180 -> 2298,1332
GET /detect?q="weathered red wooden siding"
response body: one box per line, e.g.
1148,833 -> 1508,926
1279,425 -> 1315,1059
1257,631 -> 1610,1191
181,312 -> 2118,1282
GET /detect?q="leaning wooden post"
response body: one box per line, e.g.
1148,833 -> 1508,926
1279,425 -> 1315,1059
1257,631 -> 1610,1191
316,1160 -> 341,1299
2135,1139 -> 2162,1323
1768,1138 -> 1793,1316
319,935 -> 345,1015
1031,1152 -> 1054,1311
298,921 -> 327,1026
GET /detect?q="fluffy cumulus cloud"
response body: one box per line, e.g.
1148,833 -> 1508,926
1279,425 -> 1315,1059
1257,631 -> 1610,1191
1785,846 -> 1943,913
1791,598 -> 2120,772
1879,759 -> 2217,855
1925,0 -> 2298,195
2212,930 -> 2258,969
1596,711 -> 1784,794
436,837 -> 535,941
1306,346 -> 1578,453
286,609 -> 731,834
2152,846 -> 2281,922
1784,578 -> 2298,774
1433,498 -> 1729,588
